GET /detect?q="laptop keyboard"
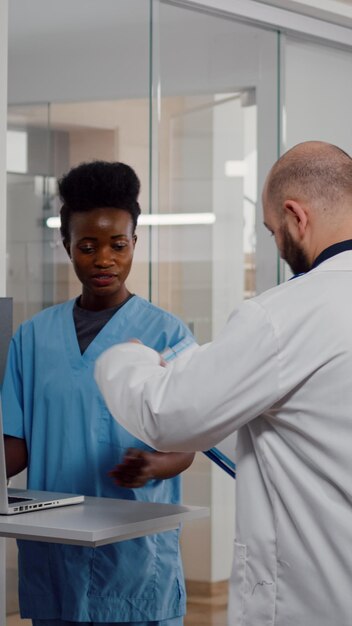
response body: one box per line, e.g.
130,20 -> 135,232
8,496 -> 33,503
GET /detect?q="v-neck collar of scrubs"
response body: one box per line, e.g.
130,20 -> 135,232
63,296 -> 138,369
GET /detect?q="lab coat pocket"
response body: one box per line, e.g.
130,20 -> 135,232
228,541 -> 247,626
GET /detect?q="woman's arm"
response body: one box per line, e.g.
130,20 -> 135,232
4,435 -> 28,478
109,449 -> 195,488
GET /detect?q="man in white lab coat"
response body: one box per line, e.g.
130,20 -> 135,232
95,141 -> 352,626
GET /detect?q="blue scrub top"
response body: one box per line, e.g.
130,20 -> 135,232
2,296 -> 193,622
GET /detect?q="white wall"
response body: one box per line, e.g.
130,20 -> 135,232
279,34 -> 352,281
284,36 -> 352,153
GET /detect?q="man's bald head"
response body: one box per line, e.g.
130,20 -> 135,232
263,142 -> 352,274
265,141 -> 352,213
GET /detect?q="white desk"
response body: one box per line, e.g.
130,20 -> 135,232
0,496 -> 208,625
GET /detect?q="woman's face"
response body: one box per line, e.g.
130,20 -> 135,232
65,207 -> 137,310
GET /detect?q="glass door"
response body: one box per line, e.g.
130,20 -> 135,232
153,0 -> 279,586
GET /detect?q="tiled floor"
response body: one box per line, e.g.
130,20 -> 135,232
185,596 -> 228,626
7,616 -> 30,626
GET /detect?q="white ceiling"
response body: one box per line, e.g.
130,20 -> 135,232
8,0 -> 146,48
255,0 -> 352,27
8,0 -> 352,52
7,0 -> 352,107
8,1 -> 276,105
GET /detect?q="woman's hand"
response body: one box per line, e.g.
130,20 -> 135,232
109,448 -> 154,488
109,448 -> 195,488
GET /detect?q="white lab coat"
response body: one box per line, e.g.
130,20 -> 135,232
95,251 -> 352,626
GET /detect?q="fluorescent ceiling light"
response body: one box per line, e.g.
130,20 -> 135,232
139,213 -> 215,226
46,213 -> 215,229
46,217 -> 61,228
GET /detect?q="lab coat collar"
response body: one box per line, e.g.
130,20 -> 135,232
311,239 -> 352,269
290,239 -> 352,280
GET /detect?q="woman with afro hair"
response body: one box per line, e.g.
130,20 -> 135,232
2,160 -> 195,626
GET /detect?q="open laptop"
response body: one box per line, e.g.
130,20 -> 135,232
0,401 -> 84,515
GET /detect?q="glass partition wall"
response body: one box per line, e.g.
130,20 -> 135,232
6,0 -> 279,608
7,1 -> 280,333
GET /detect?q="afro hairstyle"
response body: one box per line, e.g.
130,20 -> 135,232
58,160 -> 141,243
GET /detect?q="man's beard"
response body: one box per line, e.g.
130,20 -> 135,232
280,225 -> 311,275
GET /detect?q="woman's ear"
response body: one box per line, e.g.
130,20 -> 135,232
283,200 -> 308,238
132,234 -> 137,248
63,240 -> 72,259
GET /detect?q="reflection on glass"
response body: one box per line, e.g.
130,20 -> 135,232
155,93 -> 257,342
152,3 -> 278,589
156,3 -> 261,343
6,130 -> 28,173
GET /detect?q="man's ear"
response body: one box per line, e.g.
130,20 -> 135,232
283,200 -> 308,238
132,234 -> 137,248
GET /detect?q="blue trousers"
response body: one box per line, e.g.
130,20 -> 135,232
32,617 -> 183,626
